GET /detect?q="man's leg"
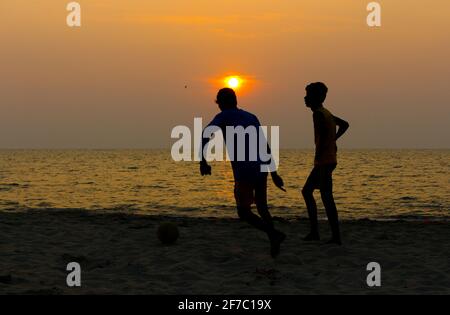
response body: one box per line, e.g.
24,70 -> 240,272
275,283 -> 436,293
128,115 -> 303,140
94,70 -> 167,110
254,175 -> 274,230
302,167 -> 320,240
235,181 -> 272,234
237,205 -> 273,233
254,176 -> 286,258
319,164 -> 341,244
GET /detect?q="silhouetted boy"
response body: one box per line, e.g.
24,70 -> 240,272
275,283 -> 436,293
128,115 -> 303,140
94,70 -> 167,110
200,88 -> 286,257
302,82 -> 349,245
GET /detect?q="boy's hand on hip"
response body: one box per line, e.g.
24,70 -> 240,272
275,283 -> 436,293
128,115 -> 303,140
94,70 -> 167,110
271,172 -> 286,192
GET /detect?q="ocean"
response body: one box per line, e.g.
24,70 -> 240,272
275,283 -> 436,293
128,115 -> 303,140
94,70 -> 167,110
0,149 -> 448,220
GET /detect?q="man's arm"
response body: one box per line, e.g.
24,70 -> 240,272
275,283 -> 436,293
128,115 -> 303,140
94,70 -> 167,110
255,116 -> 286,192
265,143 -> 286,191
333,115 -> 349,140
200,115 -> 223,176
200,137 -> 212,176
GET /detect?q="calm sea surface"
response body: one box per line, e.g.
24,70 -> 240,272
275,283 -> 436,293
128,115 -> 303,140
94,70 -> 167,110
0,150 -> 448,220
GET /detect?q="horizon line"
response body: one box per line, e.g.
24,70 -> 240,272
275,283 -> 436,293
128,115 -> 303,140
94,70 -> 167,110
0,147 -> 449,151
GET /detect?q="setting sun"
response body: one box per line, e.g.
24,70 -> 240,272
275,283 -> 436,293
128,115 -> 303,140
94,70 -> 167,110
225,76 -> 242,89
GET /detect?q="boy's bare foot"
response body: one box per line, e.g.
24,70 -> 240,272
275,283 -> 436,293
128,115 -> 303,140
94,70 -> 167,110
270,231 -> 286,258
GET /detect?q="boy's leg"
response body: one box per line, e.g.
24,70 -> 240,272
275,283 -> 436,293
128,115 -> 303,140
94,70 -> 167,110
302,167 -> 320,240
319,164 -> 341,244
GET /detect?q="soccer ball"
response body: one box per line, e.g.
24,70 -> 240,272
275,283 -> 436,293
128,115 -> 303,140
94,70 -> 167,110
157,222 -> 179,245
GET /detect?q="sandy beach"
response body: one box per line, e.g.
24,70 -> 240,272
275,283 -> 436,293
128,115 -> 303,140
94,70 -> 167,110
0,210 -> 449,295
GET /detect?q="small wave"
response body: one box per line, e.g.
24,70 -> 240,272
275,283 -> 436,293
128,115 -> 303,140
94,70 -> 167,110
0,183 -> 20,188
378,214 -> 450,222
398,196 -> 418,201
0,183 -> 27,191
134,184 -> 167,190
0,200 -> 20,206
0,201 -> 26,211
36,202 -> 54,208
108,204 -> 139,211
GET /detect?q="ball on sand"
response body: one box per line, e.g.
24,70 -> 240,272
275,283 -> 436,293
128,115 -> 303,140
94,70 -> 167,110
157,222 -> 179,245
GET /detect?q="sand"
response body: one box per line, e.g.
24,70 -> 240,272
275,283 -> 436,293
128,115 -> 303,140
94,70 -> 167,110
0,210 -> 449,295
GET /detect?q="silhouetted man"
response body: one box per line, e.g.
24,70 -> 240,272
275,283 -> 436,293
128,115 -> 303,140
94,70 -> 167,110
302,82 -> 349,245
200,88 -> 286,257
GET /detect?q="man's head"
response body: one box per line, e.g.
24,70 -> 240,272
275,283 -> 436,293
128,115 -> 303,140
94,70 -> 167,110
216,88 -> 237,111
304,82 -> 328,109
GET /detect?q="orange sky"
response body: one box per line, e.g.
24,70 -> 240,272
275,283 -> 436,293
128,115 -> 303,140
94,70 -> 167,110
0,0 -> 449,148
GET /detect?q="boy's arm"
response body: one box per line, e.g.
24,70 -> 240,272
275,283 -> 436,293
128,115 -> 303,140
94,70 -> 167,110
333,115 -> 350,140
313,111 -> 326,161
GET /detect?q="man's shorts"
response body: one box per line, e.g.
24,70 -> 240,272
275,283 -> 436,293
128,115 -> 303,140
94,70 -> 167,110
234,175 -> 268,208
304,163 -> 337,192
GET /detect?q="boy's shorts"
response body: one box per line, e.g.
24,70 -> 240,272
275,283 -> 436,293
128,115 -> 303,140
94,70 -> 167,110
304,163 -> 337,192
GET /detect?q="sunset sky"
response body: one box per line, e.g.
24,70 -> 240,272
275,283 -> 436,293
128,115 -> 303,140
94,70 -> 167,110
1,0 -> 449,149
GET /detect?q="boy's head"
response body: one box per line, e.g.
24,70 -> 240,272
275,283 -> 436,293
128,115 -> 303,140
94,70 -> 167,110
216,88 -> 237,111
304,82 -> 328,109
